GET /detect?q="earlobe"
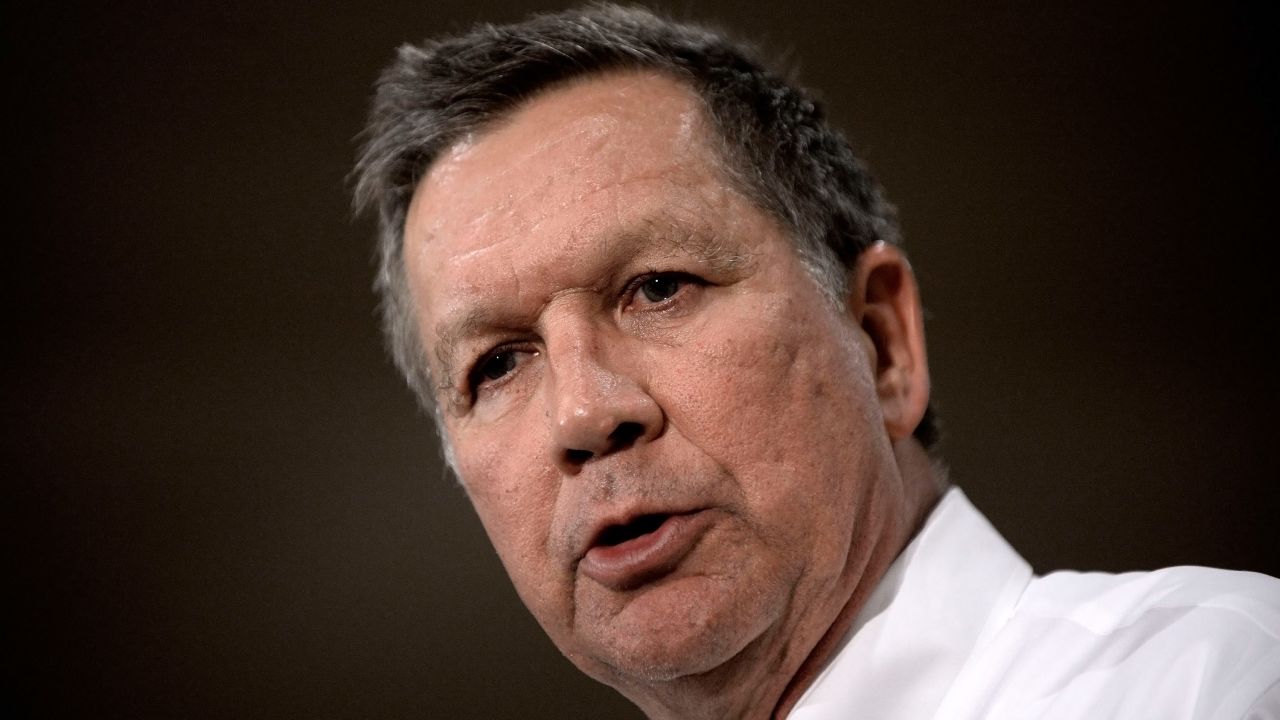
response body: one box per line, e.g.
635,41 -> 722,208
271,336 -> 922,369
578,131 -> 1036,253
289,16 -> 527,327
848,242 -> 931,440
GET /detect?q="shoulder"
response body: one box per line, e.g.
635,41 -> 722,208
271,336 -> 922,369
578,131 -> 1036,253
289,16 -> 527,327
1022,564 -> 1280,637
950,566 -> 1280,719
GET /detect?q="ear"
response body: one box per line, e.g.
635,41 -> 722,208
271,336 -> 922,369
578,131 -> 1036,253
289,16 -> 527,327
847,242 -> 931,441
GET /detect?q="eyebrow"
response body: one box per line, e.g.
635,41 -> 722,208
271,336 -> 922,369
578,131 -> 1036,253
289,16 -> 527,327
428,214 -> 755,390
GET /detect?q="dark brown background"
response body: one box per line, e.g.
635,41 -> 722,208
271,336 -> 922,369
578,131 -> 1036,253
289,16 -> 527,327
10,1 -> 1277,717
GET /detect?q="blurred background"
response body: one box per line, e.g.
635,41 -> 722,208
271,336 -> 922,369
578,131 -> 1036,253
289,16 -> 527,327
9,0 -> 1277,717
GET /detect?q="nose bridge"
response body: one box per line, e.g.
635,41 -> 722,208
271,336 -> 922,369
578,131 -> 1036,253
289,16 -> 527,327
548,317 -> 616,412
543,309 -> 661,471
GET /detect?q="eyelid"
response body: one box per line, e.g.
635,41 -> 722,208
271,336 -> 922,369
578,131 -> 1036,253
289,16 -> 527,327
622,270 -> 703,307
464,343 -> 535,400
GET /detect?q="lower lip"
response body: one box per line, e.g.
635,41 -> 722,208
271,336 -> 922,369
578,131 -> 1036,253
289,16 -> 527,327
580,511 -> 712,591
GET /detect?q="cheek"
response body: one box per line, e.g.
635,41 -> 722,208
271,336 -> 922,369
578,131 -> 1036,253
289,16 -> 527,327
647,292 -> 883,532
453,429 -> 566,603
659,295 -> 872,450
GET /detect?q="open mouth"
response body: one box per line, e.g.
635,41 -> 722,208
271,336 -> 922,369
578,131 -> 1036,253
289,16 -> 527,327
594,513 -> 670,548
579,510 -> 712,590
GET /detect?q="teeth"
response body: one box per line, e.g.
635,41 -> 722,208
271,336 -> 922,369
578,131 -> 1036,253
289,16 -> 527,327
597,514 -> 668,547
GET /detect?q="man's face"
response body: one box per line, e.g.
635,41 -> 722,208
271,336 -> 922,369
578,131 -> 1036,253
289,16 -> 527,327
404,72 -> 908,687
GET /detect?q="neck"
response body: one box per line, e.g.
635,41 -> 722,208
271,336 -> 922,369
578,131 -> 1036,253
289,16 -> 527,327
771,438 -> 945,718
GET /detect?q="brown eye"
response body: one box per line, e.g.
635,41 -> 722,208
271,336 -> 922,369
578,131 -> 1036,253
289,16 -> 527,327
477,351 -> 516,383
639,275 -> 682,303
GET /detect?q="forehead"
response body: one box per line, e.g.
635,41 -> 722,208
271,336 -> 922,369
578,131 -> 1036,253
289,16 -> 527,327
409,74 -> 727,272
405,71 -> 717,252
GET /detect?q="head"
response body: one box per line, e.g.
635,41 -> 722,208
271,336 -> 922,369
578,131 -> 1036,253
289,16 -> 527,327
355,3 -> 938,450
355,5 -> 942,717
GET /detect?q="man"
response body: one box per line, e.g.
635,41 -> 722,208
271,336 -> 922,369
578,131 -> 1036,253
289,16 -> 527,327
354,5 -> 1279,718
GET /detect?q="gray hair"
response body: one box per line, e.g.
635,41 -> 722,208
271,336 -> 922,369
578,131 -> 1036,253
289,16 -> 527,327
353,2 -> 940,449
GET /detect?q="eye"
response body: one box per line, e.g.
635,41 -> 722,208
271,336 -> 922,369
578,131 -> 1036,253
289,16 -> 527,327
467,349 -> 526,396
639,274 -> 684,303
630,272 -> 706,310
623,271 -> 707,317
478,351 -> 516,381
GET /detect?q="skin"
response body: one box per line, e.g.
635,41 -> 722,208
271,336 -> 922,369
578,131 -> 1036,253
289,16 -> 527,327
403,71 -> 942,718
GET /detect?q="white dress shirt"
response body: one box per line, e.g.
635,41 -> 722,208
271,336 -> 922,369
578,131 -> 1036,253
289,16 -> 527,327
790,488 -> 1280,719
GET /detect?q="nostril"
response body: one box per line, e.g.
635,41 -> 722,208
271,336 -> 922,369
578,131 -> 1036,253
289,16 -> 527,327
560,421 -> 649,469
608,421 -> 645,450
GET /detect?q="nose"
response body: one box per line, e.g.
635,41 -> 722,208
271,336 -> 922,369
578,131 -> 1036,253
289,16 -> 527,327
546,333 -> 664,474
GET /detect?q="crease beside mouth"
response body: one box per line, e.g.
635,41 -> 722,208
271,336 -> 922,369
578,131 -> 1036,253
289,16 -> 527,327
595,513 -> 669,547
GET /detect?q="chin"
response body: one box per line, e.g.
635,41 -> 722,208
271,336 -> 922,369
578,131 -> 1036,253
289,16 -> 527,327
574,574 -> 781,684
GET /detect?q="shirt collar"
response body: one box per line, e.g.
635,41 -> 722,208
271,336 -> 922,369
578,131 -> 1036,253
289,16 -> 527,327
789,487 -> 1033,719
